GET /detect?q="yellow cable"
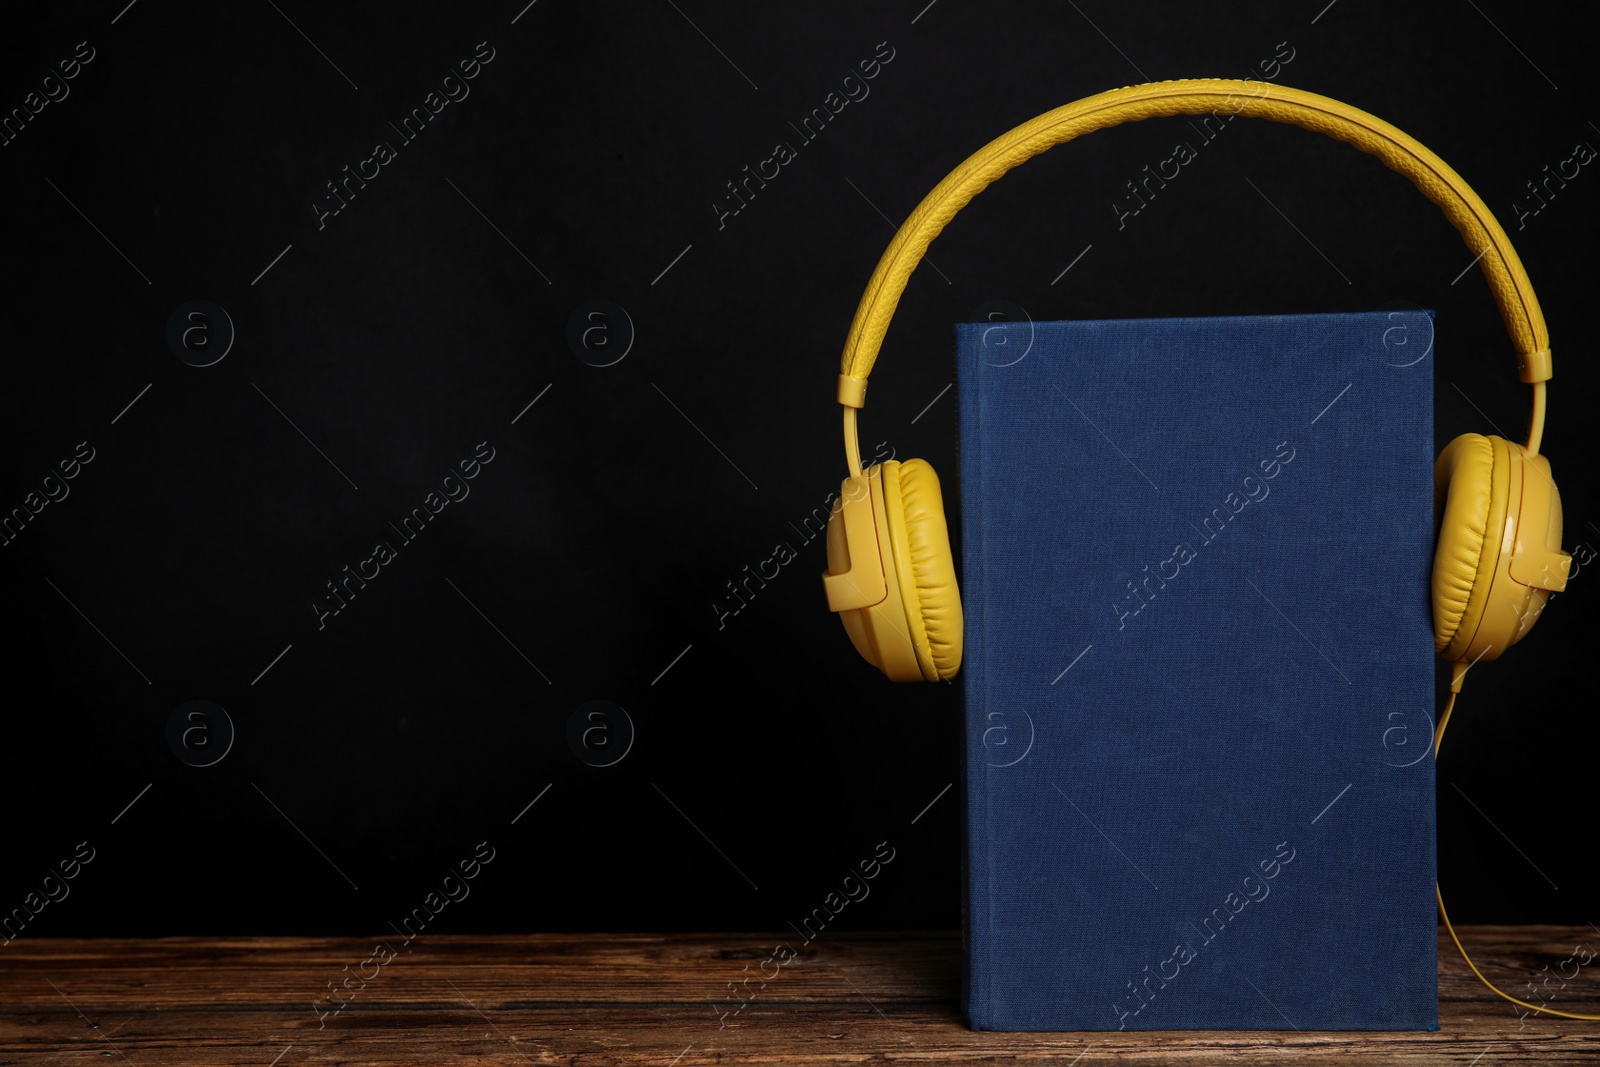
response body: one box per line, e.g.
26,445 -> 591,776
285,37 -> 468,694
1527,380 -> 1546,458
843,407 -> 864,480
1435,677 -> 1600,1021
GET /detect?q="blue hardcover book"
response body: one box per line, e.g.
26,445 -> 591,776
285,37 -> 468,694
956,310 -> 1437,1031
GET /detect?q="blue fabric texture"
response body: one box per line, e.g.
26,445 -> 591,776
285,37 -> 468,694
957,311 -> 1438,1032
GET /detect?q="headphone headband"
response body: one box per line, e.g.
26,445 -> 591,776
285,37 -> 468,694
836,78 -> 1550,454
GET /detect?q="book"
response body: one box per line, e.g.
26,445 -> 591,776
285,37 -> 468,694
956,310 -> 1438,1031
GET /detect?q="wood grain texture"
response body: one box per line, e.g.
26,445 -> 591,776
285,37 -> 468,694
2,927 -> 1597,1065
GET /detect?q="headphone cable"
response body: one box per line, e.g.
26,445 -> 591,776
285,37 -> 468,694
1434,667 -> 1600,1021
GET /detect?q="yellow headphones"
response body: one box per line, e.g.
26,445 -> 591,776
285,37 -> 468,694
821,78 -> 1571,687
822,77 -> 1593,1022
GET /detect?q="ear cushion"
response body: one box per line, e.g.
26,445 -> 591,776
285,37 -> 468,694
883,458 -> 963,680
1432,434 -> 1497,654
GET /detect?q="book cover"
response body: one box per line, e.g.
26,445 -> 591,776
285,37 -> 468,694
957,310 -> 1438,1031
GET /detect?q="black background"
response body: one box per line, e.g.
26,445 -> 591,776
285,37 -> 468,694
2,0 -> 1596,940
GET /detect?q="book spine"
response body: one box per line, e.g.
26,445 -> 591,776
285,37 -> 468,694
958,327 -> 992,1028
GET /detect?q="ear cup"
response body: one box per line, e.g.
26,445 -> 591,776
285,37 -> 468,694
824,466 -> 925,682
1432,433 -> 1508,659
882,459 -> 963,680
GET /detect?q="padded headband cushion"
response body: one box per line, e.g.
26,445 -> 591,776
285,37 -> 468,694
839,79 -> 1549,388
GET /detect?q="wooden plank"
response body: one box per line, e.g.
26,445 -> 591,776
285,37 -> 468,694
1,927 -> 1596,1064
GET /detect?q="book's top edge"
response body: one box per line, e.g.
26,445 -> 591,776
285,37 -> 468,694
952,309 -> 1436,329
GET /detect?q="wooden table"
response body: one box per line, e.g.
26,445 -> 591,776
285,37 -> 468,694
4,927 -> 1598,1064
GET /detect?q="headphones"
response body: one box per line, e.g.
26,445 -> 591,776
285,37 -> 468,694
820,78 -> 1572,690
